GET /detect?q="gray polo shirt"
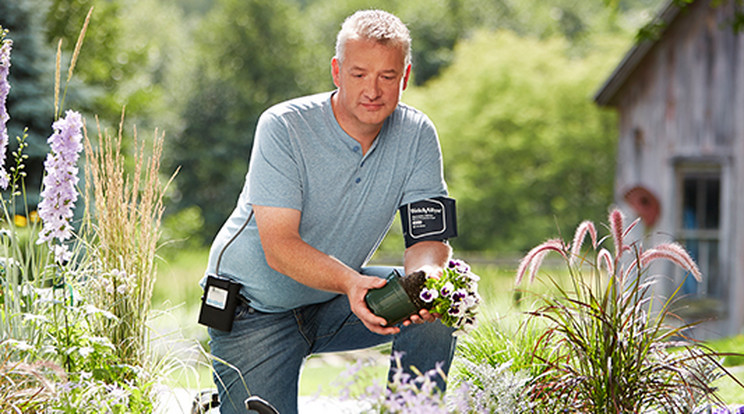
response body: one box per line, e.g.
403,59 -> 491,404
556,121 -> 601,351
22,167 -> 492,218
205,91 -> 447,312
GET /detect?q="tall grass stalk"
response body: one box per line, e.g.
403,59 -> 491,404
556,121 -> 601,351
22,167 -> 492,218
82,110 -> 176,368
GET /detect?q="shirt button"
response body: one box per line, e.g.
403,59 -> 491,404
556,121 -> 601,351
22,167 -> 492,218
353,146 -> 360,152
355,177 -> 361,184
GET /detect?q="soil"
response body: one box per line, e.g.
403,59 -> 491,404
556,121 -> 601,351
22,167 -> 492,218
398,270 -> 433,311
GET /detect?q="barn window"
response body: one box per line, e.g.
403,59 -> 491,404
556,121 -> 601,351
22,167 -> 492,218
676,167 -> 722,301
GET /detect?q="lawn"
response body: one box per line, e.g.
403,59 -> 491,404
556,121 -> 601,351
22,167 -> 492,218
151,250 -> 744,403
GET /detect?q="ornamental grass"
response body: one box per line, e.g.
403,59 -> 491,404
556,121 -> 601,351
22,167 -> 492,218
515,208 -> 744,413
82,111 -> 176,368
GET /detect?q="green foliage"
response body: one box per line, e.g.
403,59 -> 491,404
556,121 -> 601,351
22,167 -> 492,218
44,0 -> 151,122
171,0 -> 657,243
456,317 -> 550,381
170,0 -> 327,241
6,0 -> 669,251
405,30 -> 625,253
706,334 -> 744,367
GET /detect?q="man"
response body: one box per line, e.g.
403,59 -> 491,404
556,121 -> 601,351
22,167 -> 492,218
203,9 -> 457,414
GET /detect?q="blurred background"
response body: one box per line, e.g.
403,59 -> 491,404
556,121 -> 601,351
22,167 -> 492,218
1,0 -> 661,256
10,0 -> 722,402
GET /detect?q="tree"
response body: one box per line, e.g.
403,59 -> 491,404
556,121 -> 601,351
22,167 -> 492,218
2,0 -> 179,209
169,0 -> 325,242
43,0 -> 153,124
404,30 -> 627,252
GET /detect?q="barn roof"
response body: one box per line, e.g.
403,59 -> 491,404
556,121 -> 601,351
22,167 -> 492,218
594,0 -> 687,106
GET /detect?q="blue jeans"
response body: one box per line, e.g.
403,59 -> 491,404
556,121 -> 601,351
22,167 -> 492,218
208,266 -> 457,414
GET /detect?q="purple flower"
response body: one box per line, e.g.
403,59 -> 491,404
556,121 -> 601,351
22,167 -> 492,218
448,305 -> 462,317
419,287 -> 439,303
37,110 -> 84,263
0,36 -> 12,189
447,259 -> 470,274
451,289 -> 467,303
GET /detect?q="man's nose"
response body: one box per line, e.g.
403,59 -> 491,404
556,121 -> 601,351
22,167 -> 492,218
363,77 -> 381,99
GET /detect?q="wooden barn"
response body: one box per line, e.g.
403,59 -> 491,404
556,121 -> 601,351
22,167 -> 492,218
595,0 -> 744,339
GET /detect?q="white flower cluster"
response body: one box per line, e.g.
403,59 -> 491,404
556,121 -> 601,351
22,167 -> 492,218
90,268 -> 136,299
420,259 -> 481,335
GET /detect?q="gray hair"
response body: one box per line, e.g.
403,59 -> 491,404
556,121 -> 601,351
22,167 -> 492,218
335,10 -> 412,67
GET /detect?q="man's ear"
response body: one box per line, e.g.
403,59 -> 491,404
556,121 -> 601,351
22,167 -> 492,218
331,57 -> 341,88
402,64 -> 412,90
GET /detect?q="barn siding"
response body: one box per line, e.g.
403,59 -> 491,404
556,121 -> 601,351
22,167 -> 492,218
601,0 -> 744,337
732,13 -> 744,336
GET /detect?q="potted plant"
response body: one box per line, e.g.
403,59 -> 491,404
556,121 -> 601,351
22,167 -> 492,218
365,259 -> 481,334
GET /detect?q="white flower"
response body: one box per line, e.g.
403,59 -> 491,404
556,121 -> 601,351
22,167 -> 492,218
78,346 -> 94,358
467,272 -> 480,282
463,293 -> 480,309
105,281 -> 114,295
440,282 -> 454,297
51,243 -> 72,264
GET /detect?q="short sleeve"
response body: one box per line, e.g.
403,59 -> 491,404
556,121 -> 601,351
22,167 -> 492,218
246,111 -> 303,210
399,116 -> 447,207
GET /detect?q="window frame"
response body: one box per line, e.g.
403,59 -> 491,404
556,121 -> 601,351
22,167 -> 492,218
673,160 -> 727,305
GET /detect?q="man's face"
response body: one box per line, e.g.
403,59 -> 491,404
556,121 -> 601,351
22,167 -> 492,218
331,38 -> 411,139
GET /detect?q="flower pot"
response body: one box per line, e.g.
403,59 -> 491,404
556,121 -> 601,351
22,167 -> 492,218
365,270 -> 420,326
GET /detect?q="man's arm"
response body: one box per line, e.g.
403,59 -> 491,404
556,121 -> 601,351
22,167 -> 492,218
252,204 -> 401,335
404,240 -> 452,276
401,240 -> 452,325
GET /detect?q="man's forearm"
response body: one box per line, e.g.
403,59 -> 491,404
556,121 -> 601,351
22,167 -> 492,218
254,204 -> 360,295
263,233 -> 360,295
403,240 -> 452,276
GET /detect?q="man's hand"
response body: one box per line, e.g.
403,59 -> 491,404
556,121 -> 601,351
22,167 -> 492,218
402,308 -> 438,326
346,275 -> 402,335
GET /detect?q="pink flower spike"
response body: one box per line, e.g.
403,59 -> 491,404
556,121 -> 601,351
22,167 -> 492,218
641,246 -> 702,282
570,220 -> 597,266
597,248 -> 614,276
645,243 -> 702,282
516,239 -> 566,285
609,209 -> 625,259
623,217 -> 642,239
527,251 -> 548,284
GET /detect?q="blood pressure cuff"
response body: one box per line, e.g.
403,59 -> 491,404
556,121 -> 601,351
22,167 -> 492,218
399,197 -> 457,248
